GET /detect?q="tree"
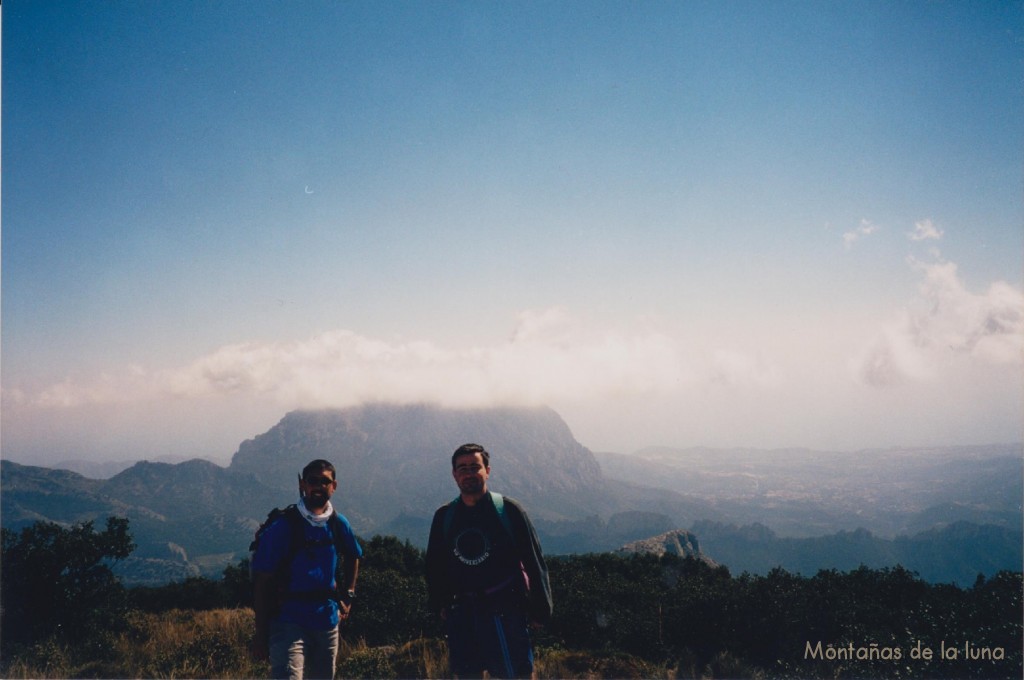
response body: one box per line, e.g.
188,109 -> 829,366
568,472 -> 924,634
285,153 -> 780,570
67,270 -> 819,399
1,517 -> 135,645
547,553 -> 690,660
346,535 -> 436,645
222,556 -> 254,608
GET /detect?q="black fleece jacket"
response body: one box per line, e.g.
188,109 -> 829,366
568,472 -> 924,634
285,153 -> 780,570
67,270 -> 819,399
425,492 -> 552,624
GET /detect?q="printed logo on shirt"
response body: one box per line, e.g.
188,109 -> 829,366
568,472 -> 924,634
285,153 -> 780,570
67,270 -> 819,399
453,527 -> 491,566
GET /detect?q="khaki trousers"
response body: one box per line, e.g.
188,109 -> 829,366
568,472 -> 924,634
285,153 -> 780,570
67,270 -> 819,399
269,619 -> 339,680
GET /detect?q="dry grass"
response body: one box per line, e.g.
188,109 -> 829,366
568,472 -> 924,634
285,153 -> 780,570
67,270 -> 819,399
534,648 -> 669,679
113,608 -> 264,679
1,610 -> 755,679
2,608 -> 264,679
337,637 -> 449,679
2,609 -> 449,679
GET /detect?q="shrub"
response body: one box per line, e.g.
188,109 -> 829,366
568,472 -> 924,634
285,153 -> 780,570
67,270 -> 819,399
345,535 -> 438,645
338,644 -> 398,679
0,517 -> 134,645
114,608 -> 263,679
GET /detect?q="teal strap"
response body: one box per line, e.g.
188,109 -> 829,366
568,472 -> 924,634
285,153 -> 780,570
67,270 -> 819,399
490,492 -> 515,541
443,492 -> 515,545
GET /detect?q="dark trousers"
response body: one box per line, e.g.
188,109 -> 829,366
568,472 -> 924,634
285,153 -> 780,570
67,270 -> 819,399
445,599 -> 533,679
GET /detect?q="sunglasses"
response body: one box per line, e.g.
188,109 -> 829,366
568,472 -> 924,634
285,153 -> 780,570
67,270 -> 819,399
304,476 -> 334,487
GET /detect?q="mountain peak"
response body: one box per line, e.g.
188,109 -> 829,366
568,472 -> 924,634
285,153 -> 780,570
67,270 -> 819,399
228,403 -> 607,528
618,529 -> 718,567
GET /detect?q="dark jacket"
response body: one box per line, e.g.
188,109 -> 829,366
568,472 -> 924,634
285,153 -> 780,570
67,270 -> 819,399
425,492 -> 552,625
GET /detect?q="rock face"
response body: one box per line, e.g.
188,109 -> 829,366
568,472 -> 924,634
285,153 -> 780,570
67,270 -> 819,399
618,529 -> 718,567
228,403 -> 608,530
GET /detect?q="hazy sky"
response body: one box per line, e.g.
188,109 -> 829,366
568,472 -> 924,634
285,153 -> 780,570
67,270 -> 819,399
3,1 -> 1022,465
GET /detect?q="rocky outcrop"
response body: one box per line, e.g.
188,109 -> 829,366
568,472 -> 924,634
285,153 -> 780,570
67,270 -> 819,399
618,529 -> 718,567
228,403 -> 609,526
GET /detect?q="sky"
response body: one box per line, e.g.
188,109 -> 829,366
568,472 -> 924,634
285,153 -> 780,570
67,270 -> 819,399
2,1 -> 1022,466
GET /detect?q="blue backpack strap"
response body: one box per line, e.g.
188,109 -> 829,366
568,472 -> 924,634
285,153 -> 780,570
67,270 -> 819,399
284,507 -> 350,601
283,505 -> 345,569
281,505 -> 307,569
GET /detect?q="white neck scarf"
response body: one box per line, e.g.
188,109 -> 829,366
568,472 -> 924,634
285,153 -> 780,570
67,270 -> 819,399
297,496 -> 334,526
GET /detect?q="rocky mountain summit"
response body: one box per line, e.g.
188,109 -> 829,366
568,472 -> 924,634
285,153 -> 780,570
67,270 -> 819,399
618,529 -> 718,567
228,403 -> 609,531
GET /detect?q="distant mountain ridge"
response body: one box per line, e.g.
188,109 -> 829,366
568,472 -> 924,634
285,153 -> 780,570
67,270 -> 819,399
2,404 -> 1020,587
692,520 -> 1023,586
53,454 -> 204,480
593,444 -> 1023,538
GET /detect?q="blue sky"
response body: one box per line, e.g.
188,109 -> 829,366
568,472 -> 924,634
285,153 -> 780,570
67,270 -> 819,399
3,1 -> 1022,464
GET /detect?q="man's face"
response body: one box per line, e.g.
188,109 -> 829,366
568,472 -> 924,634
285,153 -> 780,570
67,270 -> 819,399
300,469 -> 337,507
452,452 -> 489,495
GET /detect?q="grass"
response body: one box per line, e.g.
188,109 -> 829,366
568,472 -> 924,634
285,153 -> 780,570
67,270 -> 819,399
2,609 -> 263,679
1,608 -> 763,679
337,637 -> 449,679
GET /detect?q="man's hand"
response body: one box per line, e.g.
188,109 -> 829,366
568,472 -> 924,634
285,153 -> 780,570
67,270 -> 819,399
338,600 -> 353,620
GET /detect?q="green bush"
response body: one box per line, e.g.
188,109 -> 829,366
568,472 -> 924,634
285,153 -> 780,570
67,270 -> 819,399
338,646 -> 398,679
346,535 -> 439,646
1,517 -> 134,645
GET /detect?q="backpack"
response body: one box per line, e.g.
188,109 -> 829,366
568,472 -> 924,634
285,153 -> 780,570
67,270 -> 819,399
248,504 -> 349,603
442,492 -> 518,545
442,492 -> 530,593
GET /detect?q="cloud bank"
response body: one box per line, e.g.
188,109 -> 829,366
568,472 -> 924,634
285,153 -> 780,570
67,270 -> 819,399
18,308 -> 685,411
9,248 -> 1021,428
854,255 -> 1024,387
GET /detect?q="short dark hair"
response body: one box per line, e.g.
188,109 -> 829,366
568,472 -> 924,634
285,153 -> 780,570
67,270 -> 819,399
451,443 -> 489,469
302,459 -> 336,482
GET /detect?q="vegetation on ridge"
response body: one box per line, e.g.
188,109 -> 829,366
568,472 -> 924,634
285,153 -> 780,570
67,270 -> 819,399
1,518 -> 1021,679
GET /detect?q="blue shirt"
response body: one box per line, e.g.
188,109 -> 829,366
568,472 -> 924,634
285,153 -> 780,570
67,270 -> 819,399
252,510 -> 363,630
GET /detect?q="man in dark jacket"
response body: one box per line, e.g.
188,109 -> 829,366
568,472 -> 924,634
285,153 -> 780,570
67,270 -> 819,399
426,443 -> 553,679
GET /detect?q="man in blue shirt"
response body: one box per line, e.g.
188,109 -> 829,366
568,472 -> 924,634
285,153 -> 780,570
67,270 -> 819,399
251,460 -> 362,680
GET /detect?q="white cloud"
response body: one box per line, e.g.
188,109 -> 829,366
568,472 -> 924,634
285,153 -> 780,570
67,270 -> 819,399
852,320 -> 935,388
854,254 -> 1024,387
20,309 -> 687,411
842,219 -> 879,249
709,349 -> 783,389
32,365 -> 154,408
909,218 -> 943,242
